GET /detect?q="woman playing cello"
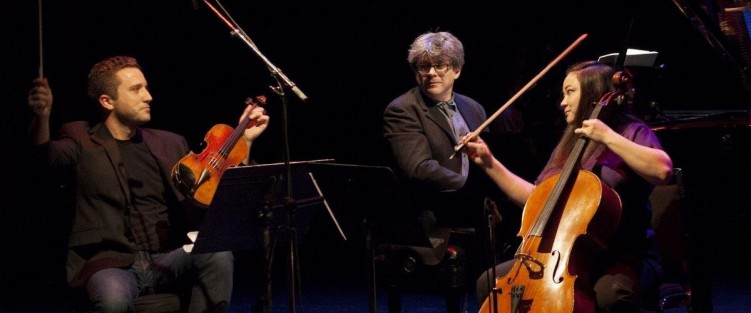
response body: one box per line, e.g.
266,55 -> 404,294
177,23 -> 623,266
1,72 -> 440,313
467,61 -> 673,312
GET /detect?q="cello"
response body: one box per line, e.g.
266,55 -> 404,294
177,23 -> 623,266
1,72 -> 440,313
478,73 -> 634,313
172,96 -> 266,207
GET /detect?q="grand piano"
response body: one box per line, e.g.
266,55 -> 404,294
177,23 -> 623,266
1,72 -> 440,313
634,1 -> 750,312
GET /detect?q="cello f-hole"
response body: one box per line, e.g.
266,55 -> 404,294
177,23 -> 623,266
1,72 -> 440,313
551,250 -> 564,284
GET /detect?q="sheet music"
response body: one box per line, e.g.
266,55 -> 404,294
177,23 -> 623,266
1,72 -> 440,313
598,48 -> 658,67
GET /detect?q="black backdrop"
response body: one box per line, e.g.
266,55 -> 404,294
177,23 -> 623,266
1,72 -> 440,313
2,0 -> 750,309
3,1 -> 750,163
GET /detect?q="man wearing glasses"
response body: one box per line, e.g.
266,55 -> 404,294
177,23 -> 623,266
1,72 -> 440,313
381,31 -> 491,312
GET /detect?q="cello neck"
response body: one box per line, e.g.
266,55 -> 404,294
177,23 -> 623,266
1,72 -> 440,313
530,93 -> 612,235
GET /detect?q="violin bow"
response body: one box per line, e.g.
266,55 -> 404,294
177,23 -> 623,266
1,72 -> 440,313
450,33 -> 589,159
38,0 -> 44,78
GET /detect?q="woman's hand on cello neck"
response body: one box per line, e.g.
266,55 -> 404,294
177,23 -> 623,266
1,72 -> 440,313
575,118 -> 673,185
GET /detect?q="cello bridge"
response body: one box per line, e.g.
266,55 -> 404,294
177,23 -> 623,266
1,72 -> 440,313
516,253 -> 545,279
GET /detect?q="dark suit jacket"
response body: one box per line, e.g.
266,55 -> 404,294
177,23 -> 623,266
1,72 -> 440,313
382,87 -> 489,264
40,121 -> 190,287
383,87 -> 488,193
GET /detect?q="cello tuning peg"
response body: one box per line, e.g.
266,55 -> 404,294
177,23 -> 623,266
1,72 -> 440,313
612,69 -> 635,91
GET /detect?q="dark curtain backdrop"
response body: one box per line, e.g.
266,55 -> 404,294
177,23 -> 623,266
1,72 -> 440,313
2,0 -> 749,308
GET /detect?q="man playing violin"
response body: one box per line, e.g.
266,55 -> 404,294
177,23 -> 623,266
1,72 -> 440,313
26,55 -> 269,313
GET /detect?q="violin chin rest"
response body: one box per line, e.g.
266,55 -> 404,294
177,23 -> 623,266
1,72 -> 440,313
173,163 -> 197,197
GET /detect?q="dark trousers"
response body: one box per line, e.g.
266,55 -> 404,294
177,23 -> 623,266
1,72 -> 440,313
84,249 -> 234,313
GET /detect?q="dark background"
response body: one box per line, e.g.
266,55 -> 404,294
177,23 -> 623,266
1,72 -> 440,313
1,0 -> 750,311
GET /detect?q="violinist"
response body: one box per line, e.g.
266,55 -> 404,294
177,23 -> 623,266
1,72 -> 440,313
466,61 -> 673,312
26,55 -> 269,312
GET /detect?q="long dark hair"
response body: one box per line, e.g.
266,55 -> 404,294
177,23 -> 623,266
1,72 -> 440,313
541,61 -> 629,177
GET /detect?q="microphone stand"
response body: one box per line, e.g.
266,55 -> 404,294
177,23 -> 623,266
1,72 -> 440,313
200,1 -> 308,313
484,198 -> 500,313
202,0 -> 308,103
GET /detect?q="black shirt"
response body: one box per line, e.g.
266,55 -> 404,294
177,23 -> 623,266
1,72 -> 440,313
117,133 -> 171,252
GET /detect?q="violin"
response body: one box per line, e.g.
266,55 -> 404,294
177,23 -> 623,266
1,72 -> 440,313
172,95 -> 266,207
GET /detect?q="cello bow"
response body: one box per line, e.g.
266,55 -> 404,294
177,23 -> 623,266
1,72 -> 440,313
450,33 -> 589,159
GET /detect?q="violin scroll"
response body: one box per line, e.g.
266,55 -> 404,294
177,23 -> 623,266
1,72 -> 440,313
247,95 -> 267,107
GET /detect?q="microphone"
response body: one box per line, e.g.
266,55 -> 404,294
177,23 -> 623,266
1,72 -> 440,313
272,68 -> 308,102
484,197 -> 502,225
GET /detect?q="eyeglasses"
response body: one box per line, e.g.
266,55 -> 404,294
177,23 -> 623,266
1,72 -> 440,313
414,62 -> 452,75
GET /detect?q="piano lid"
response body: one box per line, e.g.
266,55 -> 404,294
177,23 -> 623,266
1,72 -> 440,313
630,0 -> 751,125
650,110 -> 751,130
577,0 -> 751,124
669,0 -> 751,92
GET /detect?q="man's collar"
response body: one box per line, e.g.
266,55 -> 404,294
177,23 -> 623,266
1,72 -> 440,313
425,92 -> 456,107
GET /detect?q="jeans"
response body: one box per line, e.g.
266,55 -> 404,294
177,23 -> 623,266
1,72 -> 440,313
85,249 -> 234,313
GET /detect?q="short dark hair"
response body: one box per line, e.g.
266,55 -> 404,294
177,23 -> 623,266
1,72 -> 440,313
87,56 -> 142,102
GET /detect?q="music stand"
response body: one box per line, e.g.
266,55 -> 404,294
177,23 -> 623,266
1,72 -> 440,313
306,163 -> 433,313
190,159 -> 337,313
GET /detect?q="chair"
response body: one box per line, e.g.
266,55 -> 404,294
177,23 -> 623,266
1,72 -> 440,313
376,230 -> 471,313
133,293 -> 182,313
71,292 -> 183,313
53,184 -> 184,313
647,168 -> 692,312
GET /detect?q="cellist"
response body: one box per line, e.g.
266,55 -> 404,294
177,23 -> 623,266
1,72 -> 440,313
466,61 -> 673,312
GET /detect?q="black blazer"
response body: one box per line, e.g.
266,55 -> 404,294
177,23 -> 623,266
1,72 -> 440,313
383,87 -> 488,192
41,121 -> 190,287
382,87 -> 489,264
